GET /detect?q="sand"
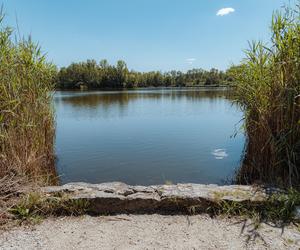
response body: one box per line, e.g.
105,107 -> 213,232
0,214 -> 299,250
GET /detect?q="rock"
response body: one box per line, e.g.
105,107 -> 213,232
42,182 -> 269,215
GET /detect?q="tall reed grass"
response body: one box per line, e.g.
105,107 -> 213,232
234,3 -> 300,188
0,10 -> 57,184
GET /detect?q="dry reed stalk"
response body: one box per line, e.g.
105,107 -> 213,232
234,3 -> 300,188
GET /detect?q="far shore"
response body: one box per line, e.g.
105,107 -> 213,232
55,84 -> 234,91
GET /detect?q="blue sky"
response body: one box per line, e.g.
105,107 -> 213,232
2,0 -> 287,71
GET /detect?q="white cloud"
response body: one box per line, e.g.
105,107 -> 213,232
186,58 -> 196,65
211,149 -> 228,160
216,7 -> 235,16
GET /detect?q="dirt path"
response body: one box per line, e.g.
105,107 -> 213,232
0,215 -> 299,250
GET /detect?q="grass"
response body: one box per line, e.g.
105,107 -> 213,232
184,188 -> 300,227
9,192 -> 89,223
9,188 -> 299,225
0,7 -> 57,227
233,2 -> 300,188
1,1 -> 300,230
0,11 -> 57,178
210,189 -> 300,225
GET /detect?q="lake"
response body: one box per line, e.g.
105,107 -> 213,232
54,88 -> 245,185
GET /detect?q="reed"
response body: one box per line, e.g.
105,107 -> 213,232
234,3 -> 300,188
0,9 -> 57,184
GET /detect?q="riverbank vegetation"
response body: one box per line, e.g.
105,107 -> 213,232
234,3 -> 300,188
56,60 -> 235,89
0,9 -> 57,226
1,1 -> 300,229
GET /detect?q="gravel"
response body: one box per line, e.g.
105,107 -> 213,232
0,215 -> 299,250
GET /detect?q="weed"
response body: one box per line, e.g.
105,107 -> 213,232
0,7 -> 57,182
10,192 -> 90,221
233,2 -> 300,188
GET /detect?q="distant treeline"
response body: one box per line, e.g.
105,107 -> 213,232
56,59 -> 236,89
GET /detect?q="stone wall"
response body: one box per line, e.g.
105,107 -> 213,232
43,182 -> 272,215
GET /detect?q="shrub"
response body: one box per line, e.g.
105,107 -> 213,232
233,3 -> 300,188
0,9 -> 57,183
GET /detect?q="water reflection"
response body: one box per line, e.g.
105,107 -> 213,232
211,149 -> 229,160
54,88 -> 244,185
55,88 -> 232,108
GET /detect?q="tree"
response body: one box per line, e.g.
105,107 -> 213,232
56,59 -> 232,89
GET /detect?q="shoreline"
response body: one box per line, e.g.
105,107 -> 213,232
55,85 -> 233,92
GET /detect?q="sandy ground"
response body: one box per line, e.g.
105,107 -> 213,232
0,215 -> 299,250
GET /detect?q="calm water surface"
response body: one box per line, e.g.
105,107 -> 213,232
54,88 -> 245,185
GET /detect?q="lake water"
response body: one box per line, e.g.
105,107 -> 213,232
54,88 -> 245,185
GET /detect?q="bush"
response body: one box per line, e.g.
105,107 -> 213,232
233,3 -> 300,188
0,9 -> 57,183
